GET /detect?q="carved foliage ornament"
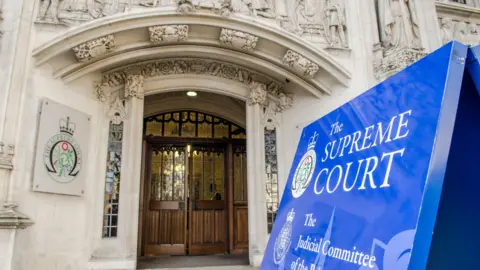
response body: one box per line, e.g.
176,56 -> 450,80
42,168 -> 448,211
101,58 -> 284,95
248,81 -> 268,106
72,34 -> 115,62
94,81 -> 110,103
0,142 -> 14,170
276,92 -> 294,112
219,28 -> 258,51
149,25 -> 189,44
283,50 -> 319,77
374,49 -> 426,80
125,74 -> 144,99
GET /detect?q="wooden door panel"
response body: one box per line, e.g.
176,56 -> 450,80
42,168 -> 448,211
234,206 -> 249,250
189,146 -> 227,255
190,210 -> 226,243
145,210 -> 185,245
143,145 -> 187,256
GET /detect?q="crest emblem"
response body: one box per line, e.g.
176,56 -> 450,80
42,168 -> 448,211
274,209 -> 295,265
43,117 -> 82,183
292,132 -> 318,198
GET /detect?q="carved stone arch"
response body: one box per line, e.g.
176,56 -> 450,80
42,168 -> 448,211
32,11 -> 352,98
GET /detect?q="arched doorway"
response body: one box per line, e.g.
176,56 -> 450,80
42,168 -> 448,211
138,109 -> 248,257
31,10 -> 351,268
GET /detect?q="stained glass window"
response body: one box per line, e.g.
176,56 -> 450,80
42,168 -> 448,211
150,147 -> 185,201
145,111 -> 246,139
265,128 -> 278,233
102,122 -> 124,238
233,146 -> 247,202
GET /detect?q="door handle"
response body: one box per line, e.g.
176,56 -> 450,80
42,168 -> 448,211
179,201 -> 185,210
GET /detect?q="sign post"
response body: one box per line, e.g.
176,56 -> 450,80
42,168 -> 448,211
262,41 -> 480,270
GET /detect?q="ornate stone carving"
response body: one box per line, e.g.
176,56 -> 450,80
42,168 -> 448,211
467,23 -> 480,45
94,81 -> 110,103
282,50 -> 319,77
72,34 -> 115,62
218,0 -> 233,16
439,17 -> 480,46
149,25 -> 189,44
374,48 -> 426,80
101,58 -> 284,94
248,81 -> 268,106
325,0 -> 348,48
36,0 -> 128,26
376,0 -> 422,52
178,0 -> 196,13
0,203 -> 34,229
124,74 -> 144,99
276,92 -> 294,112
440,17 -> 454,45
219,28 -> 258,51
247,0 -> 276,18
37,0 -> 61,23
0,142 -> 14,170
107,94 -> 127,125
454,21 -> 468,42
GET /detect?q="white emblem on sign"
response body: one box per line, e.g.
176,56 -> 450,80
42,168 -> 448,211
274,208 -> 295,265
43,117 -> 82,184
292,132 -> 318,198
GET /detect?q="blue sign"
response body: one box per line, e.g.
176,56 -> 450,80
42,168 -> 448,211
261,41 -> 474,270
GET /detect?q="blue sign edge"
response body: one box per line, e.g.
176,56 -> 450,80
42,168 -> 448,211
466,44 -> 480,97
408,41 -> 468,270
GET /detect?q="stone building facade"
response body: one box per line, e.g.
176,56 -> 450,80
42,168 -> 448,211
0,0 -> 475,269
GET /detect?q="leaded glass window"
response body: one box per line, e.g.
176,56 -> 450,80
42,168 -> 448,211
233,146 -> 248,202
144,111 -> 246,139
102,122 -> 123,238
265,128 -> 278,233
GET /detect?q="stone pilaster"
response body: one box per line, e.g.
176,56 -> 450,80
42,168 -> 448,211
246,81 -> 268,266
121,75 -> 144,261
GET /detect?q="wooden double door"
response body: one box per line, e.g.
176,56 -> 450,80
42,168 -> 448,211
140,140 -> 249,256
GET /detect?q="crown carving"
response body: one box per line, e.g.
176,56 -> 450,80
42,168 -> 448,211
287,209 -> 295,222
308,132 -> 319,150
60,117 -> 76,136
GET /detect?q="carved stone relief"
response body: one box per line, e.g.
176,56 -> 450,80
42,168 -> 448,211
101,58 -> 284,94
282,50 -> 319,77
374,0 -> 425,80
107,94 -> 127,125
178,0 -> 196,13
376,0 -> 422,52
219,28 -> 258,51
94,81 -> 110,103
36,0 -> 129,26
247,81 -> 268,106
34,0 -> 349,50
374,48 -> 426,80
276,92 -> 294,112
149,25 -> 189,43
72,34 -> 115,62
124,74 -> 144,99
0,142 -> 14,170
439,17 -> 480,46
